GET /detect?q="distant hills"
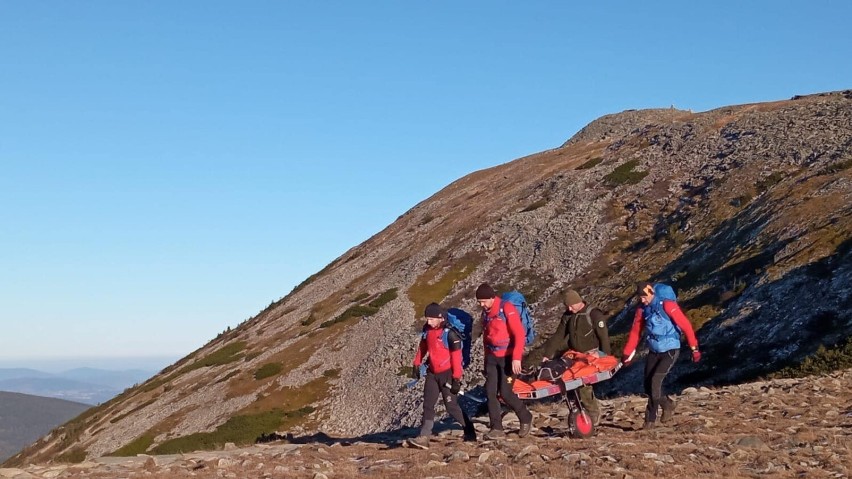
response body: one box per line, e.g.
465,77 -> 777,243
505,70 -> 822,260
0,391 -> 90,462
0,368 -> 156,405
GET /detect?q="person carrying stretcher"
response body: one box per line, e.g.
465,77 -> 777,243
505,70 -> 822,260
539,289 -> 611,426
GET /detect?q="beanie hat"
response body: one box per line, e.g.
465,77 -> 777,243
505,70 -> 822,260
563,289 -> 583,306
636,282 -> 654,297
475,283 -> 496,300
424,303 -> 444,319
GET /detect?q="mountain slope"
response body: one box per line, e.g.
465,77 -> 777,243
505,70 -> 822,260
0,392 -> 90,462
7,90 -> 851,466
3,369 -> 850,478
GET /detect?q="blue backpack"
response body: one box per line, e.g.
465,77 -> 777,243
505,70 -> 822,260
421,308 -> 475,369
446,308 -> 474,369
642,283 -> 682,353
499,291 -> 536,346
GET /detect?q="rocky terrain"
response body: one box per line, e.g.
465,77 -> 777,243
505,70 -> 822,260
5,90 -> 850,467
1,368 -> 849,478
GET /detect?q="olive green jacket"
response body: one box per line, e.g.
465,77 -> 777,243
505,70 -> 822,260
541,303 -> 611,359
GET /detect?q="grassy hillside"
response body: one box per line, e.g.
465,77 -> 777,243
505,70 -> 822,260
0,391 -> 90,462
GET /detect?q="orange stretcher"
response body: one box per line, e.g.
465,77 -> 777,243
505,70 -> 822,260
512,350 -> 622,438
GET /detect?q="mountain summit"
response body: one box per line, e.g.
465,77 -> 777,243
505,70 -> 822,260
7,90 -> 851,466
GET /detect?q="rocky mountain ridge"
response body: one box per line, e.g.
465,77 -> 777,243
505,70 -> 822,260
1,368 -> 849,478
6,90 -> 851,466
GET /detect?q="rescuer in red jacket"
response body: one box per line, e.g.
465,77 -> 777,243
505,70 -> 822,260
475,283 -> 533,440
409,303 -> 476,449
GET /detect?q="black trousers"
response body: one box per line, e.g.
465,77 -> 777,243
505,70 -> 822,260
421,369 -> 473,435
643,349 -> 679,422
484,353 -> 532,430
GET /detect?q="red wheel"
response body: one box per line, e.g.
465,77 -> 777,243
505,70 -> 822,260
568,410 -> 594,438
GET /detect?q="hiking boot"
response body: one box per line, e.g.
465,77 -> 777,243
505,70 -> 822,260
483,429 -> 506,440
518,422 -> 532,438
463,424 -> 477,442
642,420 -> 656,430
408,436 -> 430,449
661,399 -> 677,423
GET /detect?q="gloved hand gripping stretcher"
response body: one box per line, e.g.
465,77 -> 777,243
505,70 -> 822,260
512,350 -> 621,438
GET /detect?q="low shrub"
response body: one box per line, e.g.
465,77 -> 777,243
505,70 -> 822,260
56,447 -> 87,464
179,341 -> 247,374
110,434 -> 155,457
149,407 -> 315,455
604,160 -> 648,186
819,158 -> 852,175
577,157 -> 604,170
756,171 -> 785,193
254,363 -> 282,380
368,288 -> 398,309
770,337 -> 852,379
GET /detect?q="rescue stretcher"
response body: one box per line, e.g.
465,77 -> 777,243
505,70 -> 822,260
511,350 -> 622,438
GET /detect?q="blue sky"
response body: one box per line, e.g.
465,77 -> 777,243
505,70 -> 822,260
1,1 -> 849,368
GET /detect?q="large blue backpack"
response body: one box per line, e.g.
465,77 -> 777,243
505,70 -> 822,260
642,283 -> 681,353
499,291 -> 536,346
446,308 -> 474,369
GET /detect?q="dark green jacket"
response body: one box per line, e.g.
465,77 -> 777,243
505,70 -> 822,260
541,303 -> 611,359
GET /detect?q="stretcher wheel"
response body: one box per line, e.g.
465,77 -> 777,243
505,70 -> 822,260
568,410 -> 594,438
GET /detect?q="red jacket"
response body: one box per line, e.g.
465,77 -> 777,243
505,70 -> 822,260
622,300 -> 699,357
482,297 -> 525,361
413,325 -> 463,379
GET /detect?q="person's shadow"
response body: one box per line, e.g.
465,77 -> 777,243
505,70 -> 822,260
256,420 -> 472,450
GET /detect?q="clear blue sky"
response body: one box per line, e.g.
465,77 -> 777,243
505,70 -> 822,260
1,1 -> 849,367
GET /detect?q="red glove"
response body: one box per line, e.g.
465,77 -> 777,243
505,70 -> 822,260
692,349 -> 702,363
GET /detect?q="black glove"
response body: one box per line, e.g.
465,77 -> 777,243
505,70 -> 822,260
450,379 -> 461,395
410,365 -> 421,380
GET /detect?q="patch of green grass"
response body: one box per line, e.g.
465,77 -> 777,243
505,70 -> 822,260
577,157 -> 604,170
756,171 -> 785,193
149,408 -> 314,454
603,160 -> 648,186
110,434 -> 156,457
301,313 -> 317,326
56,447 -> 87,464
665,223 -> 687,248
216,370 -> 241,384
368,288 -> 398,308
408,252 -> 484,319
351,293 -> 370,303
770,337 -> 852,379
179,341 -> 247,374
318,288 -> 398,329
320,305 -> 378,328
685,305 -> 720,331
730,193 -> 754,208
254,363 -> 282,380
